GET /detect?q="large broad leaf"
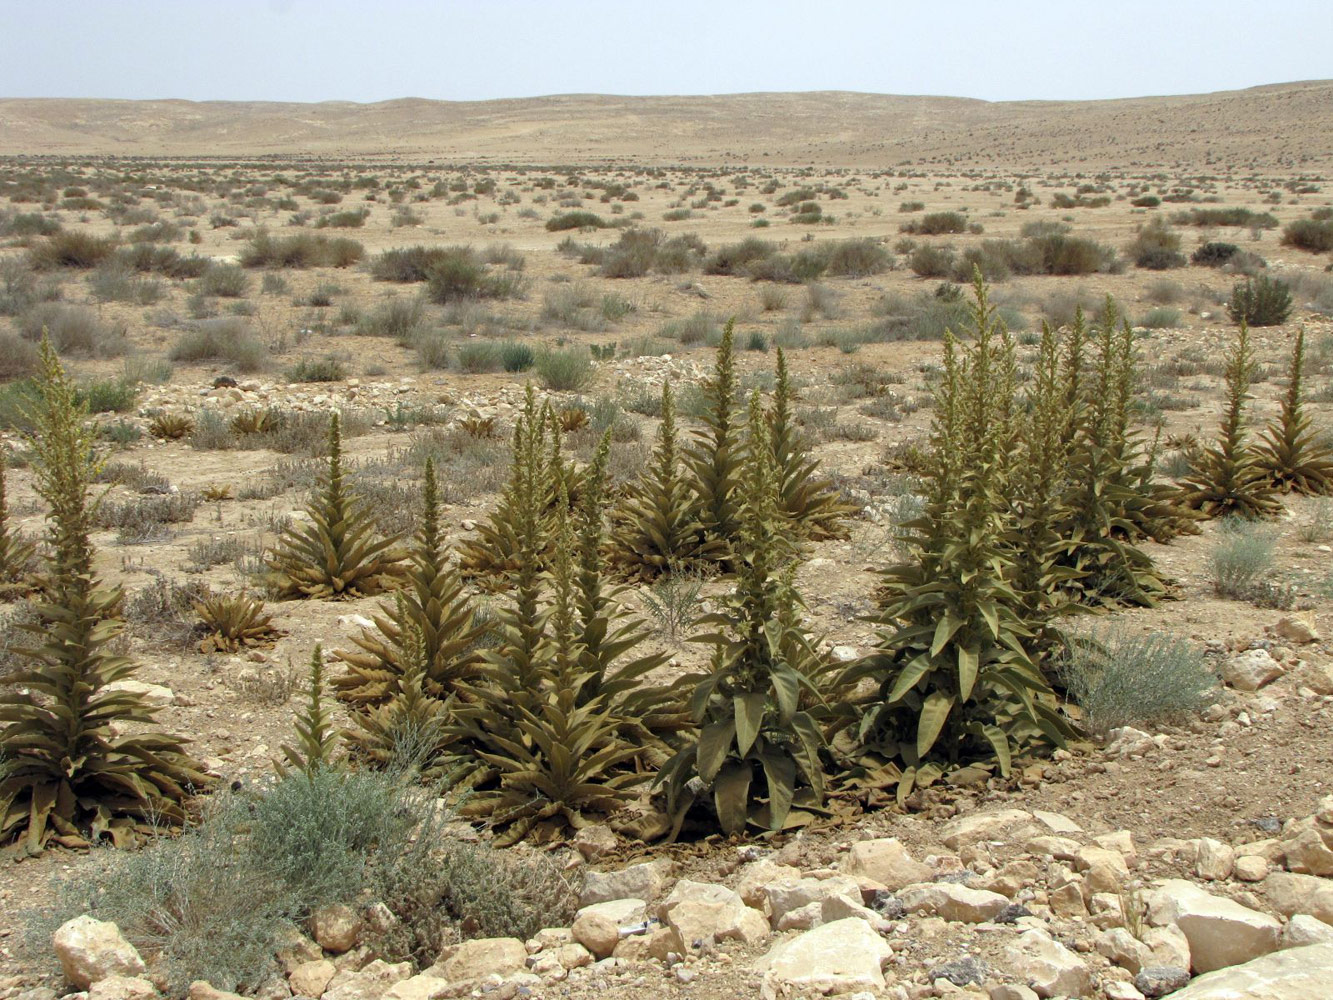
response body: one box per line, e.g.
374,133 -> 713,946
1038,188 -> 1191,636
916,691 -> 954,759
956,642 -> 980,702
981,724 -> 1012,776
930,613 -> 963,657
759,750 -> 796,831
713,760 -> 753,836
733,692 -> 767,758
696,720 -> 734,783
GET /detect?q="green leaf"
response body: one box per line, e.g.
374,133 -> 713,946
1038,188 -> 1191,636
956,642 -> 979,702
930,613 -> 962,657
714,761 -> 752,836
759,750 -> 796,831
981,724 -> 1012,776
733,692 -> 766,758
916,691 -> 954,759
696,720 -> 734,783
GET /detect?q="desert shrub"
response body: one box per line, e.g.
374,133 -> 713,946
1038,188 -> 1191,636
1027,233 -> 1119,275
198,262 -> 251,298
17,303 -> 128,357
1139,307 -> 1182,329
76,378 -> 139,414
822,238 -> 893,277
413,330 -> 450,370
97,492 -> 198,544
0,258 -> 61,317
285,356 -> 347,382
28,230 -> 116,269
597,228 -> 705,277
1128,219 -> 1186,269
908,244 -> 957,278
1283,217 -> 1333,253
1208,518 -> 1277,598
169,318 -> 268,372
315,208 -> 369,229
705,237 -> 777,277
112,244 -> 209,279
1131,195 -> 1161,208
535,347 -> 594,391
1170,207 -> 1279,229
240,232 -> 364,268
454,340 -> 504,373
127,221 -> 181,244
1061,627 -> 1216,734
1192,241 -> 1240,267
870,291 -> 970,341
1228,275 -> 1292,326
546,211 -> 608,231
899,200 -> 925,212
89,262 -> 164,305
660,311 -> 720,345
0,211 -> 60,237
424,249 -> 523,303
901,211 -> 967,235
356,298 -> 425,342
499,341 -> 535,372
0,332 -> 39,380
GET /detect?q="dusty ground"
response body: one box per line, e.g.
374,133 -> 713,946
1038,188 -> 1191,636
0,142 -> 1331,998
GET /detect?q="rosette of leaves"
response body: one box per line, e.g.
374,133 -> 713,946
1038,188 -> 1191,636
194,589 -> 280,653
845,281 -> 1075,804
454,475 -> 649,844
1049,302 -> 1172,609
686,319 -> 747,564
333,458 -> 484,708
1253,328 -> 1333,495
0,338 -> 211,852
265,413 -> 409,599
768,347 -> 855,540
656,393 -> 829,837
458,389 -> 574,588
1174,320 -> 1281,518
277,645 -> 337,776
0,448 -> 36,597
343,623 -> 454,779
609,381 -> 711,580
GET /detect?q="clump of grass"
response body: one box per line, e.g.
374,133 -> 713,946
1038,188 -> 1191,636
1139,307 -> 1182,329
546,211 -> 608,232
536,347 -> 594,391
285,356 -> 347,383
197,262 -> 251,298
169,319 -> 269,372
28,230 -> 116,269
1208,518 -> 1277,599
1061,626 -> 1217,735
240,232 -> 363,269
17,303 -> 128,357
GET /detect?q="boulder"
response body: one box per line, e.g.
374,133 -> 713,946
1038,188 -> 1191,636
735,859 -> 802,909
659,879 -> 769,950
1234,856 -> 1269,882
103,680 -> 174,708
1273,615 -> 1318,644
323,961 -> 412,1000
1283,914 -> 1333,948
1279,818 -> 1333,877
841,838 -> 933,890
1003,929 -> 1093,999
940,809 -> 1037,850
187,984 -> 245,1000
1134,967 -> 1191,998
1075,845 -> 1131,894
1222,649 -> 1283,691
86,977 -> 157,1000
1148,879 -> 1281,973
310,905 -> 363,955
580,861 -> 668,907
572,825 -> 618,861
899,882 -> 1010,923
288,960 -> 337,997
1096,928 -> 1154,975
1164,942 -> 1333,999
571,899 -> 646,960
53,916 -> 147,990
763,876 -> 864,929
1195,839 -> 1236,882
756,918 -> 892,995
1265,871 -> 1333,925
379,977 -> 449,1000
431,938 -> 526,983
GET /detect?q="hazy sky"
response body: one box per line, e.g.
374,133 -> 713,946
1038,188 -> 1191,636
2,0 -> 1328,104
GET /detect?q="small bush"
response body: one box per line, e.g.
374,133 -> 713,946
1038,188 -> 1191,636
76,378 -> 139,414
240,232 -> 364,268
1283,218 -> 1333,253
499,341 -> 535,372
1228,275 -> 1292,326
0,332 -> 40,380
356,298 -> 426,342
28,230 -> 116,269
1139,307 -> 1182,329
170,318 -> 269,372
1192,241 -> 1240,267
908,244 -> 956,278
17,303 -> 128,357
1128,219 -> 1185,270
198,262 -> 251,298
901,211 -> 967,235
546,211 -> 608,232
536,347 -> 594,391
1209,519 -> 1277,599
1131,195 -> 1161,208
454,340 -> 504,373
1061,627 -> 1217,734
1170,207 -> 1279,229
285,356 -> 347,382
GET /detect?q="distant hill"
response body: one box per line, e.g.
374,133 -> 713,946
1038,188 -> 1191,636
1,82 -> 1330,169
